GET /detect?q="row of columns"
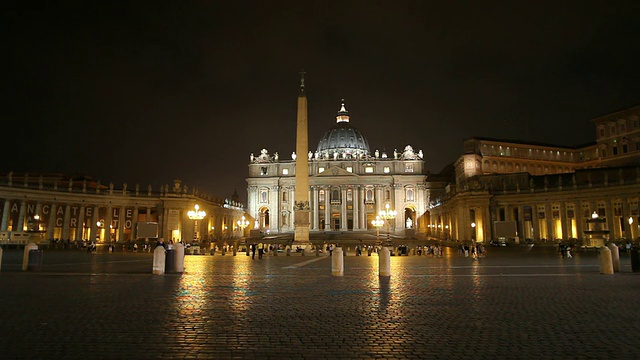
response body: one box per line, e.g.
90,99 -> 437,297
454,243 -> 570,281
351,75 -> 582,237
433,196 -> 639,242
0,199 -> 155,242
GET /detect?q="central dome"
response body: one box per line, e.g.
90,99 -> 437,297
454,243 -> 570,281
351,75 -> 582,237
316,101 -> 370,159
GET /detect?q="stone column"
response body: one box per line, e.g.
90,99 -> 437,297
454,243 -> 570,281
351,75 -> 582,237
91,206 -> 99,241
340,187 -> 348,231
76,205 -> 85,241
132,207 -> 139,240
1,199 -> 10,231
545,202 -> 553,241
312,187 -> 319,231
360,187 -> 366,231
560,202 -> 568,240
61,204 -> 71,241
105,204 -> 113,242
117,206 -> 125,242
353,186 -> 360,230
324,186 -> 331,230
46,204 -> 57,240
17,200 -> 26,232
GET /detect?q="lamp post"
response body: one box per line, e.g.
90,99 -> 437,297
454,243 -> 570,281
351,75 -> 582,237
471,222 -> 476,242
237,216 -> 250,255
187,204 -> 206,243
378,203 -> 397,246
371,216 -> 384,245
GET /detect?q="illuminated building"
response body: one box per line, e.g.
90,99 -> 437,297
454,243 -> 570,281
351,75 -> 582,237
0,176 -> 245,246
429,105 -> 640,244
246,99 -> 432,238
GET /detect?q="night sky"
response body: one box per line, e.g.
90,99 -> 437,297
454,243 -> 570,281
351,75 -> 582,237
3,1 -> 640,204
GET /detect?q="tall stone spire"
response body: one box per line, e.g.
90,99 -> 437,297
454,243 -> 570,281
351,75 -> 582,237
294,70 -> 311,246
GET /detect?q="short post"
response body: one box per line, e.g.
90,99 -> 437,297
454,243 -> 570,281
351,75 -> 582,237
331,247 -> 344,276
599,246 -> 614,275
607,242 -> 620,272
379,247 -> 391,277
174,242 -> 185,273
152,246 -> 166,275
0,246 -> 3,271
22,242 -> 38,271
286,246 -> 291,256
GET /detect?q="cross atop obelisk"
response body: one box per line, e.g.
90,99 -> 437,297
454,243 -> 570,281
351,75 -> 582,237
293,70 -> 311,246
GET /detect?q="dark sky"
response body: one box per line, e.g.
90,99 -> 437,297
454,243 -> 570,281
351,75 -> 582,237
3,1 -> 640,204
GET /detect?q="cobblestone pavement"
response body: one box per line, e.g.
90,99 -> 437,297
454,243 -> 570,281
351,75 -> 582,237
0,246 -> 639,359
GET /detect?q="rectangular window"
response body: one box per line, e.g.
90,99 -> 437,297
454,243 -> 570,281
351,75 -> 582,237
365,166 -> 374,173
282,168 -> 289,175
383,166 -> 390,173
318,167 -> 325,173
261,167 -> 268,175
346,166 -> 353,173
581,203 -> 591,218
613,146 -> 618,155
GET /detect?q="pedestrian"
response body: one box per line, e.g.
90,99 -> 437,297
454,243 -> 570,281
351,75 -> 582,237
251,243 -> 256,259
258,242 -> 264,259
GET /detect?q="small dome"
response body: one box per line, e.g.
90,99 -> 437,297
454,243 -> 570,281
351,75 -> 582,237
316,101 -> 370,159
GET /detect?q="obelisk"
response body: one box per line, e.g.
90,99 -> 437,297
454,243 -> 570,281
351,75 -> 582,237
293,71 -> 311,246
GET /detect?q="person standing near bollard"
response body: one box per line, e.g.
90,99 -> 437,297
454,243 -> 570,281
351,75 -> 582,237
251,243 -> 256,259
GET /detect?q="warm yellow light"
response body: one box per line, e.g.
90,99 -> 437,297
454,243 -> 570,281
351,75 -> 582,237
188,204 -> 206,220
237,216 -> 250,230
630,217 -> 634,225
591,211 -> 598,219
471,222 -> 476,228
371,216 -> 384,228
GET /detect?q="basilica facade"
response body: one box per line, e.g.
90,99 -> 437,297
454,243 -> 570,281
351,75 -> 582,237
246,101 -> 435,238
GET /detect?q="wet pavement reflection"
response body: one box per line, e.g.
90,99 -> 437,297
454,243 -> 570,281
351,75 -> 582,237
0,246 -> 639,359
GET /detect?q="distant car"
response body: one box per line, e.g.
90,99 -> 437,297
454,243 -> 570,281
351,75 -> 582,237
490,240 -> 507,247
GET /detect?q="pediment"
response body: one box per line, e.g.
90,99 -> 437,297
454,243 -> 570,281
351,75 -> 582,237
313,166 -> 358,177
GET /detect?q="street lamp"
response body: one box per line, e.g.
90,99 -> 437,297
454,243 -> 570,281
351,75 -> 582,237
187,204 -> 206,243
471,222 -> 476,241
378,203 -> 397,242
237,216 -> 250,255
371,216 -> 384,245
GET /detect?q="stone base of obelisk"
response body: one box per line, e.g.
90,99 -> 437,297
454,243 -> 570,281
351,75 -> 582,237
293,210 -> 312,255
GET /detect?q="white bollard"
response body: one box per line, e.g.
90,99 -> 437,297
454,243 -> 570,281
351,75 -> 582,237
379,247 -> 391,277
607,243 -> 620,272
174,243 -> 185,273
152,246 -> 166,275
599,246 -> 614,275
332,247 -> 344,276
22,242 -> 38,271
